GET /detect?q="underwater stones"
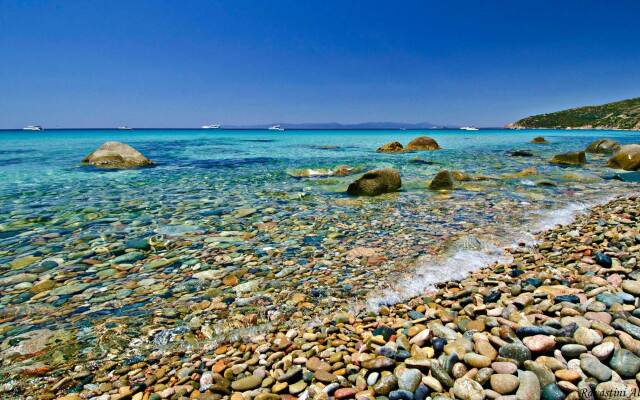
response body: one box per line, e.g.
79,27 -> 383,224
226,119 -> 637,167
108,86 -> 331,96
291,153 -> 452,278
377,141 -> 404,153
347,168 -> 401,196
549,151 -> 586,166
585,139 -> 620,154
0,329 -> 53,358
531,136 -> 547,144
82,141 -> 153,169
607,144 -> 640,170
429,170 -> 454,190
406,136 -> 440,151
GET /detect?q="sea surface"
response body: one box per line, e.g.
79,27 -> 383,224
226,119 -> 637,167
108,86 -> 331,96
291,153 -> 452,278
0,128 -> 639,374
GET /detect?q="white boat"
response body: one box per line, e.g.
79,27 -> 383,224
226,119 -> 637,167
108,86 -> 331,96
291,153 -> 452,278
268,125 -> 285,131
201,124 -> 221,129
460,126 -> 479,131
118,126 -> 133,130
23,125 -> 43,131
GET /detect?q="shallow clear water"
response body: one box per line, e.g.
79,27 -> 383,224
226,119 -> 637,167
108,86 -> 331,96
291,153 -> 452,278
0,128 -> 638,371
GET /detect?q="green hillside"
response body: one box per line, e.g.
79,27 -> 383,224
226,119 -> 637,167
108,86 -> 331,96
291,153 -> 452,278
507,97 -> 640,130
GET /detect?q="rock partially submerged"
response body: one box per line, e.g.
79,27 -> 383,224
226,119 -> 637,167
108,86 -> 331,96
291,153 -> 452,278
377,141 -> 404,153
406,136 -> 440,151
531,136 -> 548,144
347,168 -> 401,196
288,165 -> 357,178
82,141 -> 152,169
607,144 -> 640,170
429,170 -> 454,190
585,139 -> 621,154
549,151 -> 586,166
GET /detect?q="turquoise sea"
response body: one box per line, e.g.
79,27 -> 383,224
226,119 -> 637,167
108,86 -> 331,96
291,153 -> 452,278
0,128 -> 639,376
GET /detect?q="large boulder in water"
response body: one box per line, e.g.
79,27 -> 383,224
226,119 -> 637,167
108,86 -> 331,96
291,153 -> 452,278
608,144 -> 640,170
429,170 -> 454,190
549,151 -> 586,166
347,168 -> 401,196
82,141 -> 152,169
377,141 -> 404,153
586,139 -> 621,154
406,136 -> 440,151
531,136 -> 548,144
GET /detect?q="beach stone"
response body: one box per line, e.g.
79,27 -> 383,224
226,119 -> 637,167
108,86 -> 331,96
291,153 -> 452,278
549,151 -> 586,166
560,344 -> 587,358
608,144 -> 640,170
414,384 -> 429,400
464,353 -> 492,368
430,362 -> 454,388
397,369 -> 422,392
406,136 -> 440,151
377,141 -> 404,153
82,141 -> 153,168
586,139 -> 620,154
429,170 -> 454,190
594,381 -> 632,400
573,327 -> 601,347
579,354 -> 612,381
372,374 -> 397,395
490,374 -> 519,394
612,318 -> 640,339
452,377 -> 485,400
540,384 -> 564,400
362,357 -> 395,370
347,169 -> 401,196
499,343 -> 531,366
621,280 -> 640,296
231,375 -> 263,391
609,347 -> 640,378
315,370 -> 337,383
289,380 -> 307,395
491,362 -> 517,375
523,335 -> 555,353
389,390 -> 414,400
524,361 -> 555,387
531,136 -> 547,144
554,369 -> 579,382
515,371 -> 540,400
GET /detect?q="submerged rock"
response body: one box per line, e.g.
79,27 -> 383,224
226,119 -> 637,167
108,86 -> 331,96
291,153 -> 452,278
549,151 -> 586,166
531,136 -> 548,144
82,141 -> 153,169
429,170 -> 454,190
607,144 -> 640,170
406,136 -> 440,151
377,141 -> 404,153
585,139 -> 620,154
347,168 -> 401,196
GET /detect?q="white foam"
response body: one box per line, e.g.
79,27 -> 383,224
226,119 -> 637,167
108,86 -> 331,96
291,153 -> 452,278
365,194 -> 618,311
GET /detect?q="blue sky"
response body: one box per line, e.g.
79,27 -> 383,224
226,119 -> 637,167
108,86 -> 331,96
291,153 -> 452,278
1,0 -> 639,128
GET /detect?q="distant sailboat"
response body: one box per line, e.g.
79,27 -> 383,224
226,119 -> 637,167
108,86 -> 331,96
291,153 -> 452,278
268,125 -> 285,131
118,126 -> 133,130
201,124 -> 221,129
23,125 -> 43,131
460,126 -> 479,131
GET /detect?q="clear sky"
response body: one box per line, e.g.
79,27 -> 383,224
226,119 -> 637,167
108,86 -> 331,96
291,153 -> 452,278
1,0 -> 639,128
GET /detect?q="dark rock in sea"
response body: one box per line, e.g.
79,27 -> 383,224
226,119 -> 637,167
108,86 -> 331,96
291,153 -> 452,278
586,139 -> 620,154
347,168 -> 401,196
531,136 -> 548,143
429,170 -> 454,190
594,252 -> 612,267
377,141 -> 404,153
510,150 -> 534,157
408,157 -> 436,165
549,151 -> 586,166
126,238 -> 150,250
82,141 -> 153,169
607,144 -> 640,170
406,136 -> 440,151
605,171 -> 640,182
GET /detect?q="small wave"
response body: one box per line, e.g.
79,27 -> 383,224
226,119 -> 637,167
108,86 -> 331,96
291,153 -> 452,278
365,193 -> 619,311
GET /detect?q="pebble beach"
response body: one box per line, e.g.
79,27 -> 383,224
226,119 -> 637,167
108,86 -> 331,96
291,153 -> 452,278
1,129 -> 640,400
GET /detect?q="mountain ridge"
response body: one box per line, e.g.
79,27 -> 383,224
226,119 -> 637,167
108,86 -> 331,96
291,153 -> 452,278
507,97 -> 640,130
